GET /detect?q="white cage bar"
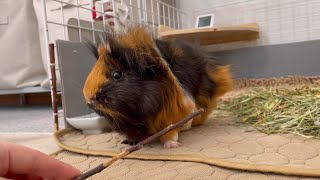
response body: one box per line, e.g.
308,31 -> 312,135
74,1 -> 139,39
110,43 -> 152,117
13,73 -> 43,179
41,0 -> 188,44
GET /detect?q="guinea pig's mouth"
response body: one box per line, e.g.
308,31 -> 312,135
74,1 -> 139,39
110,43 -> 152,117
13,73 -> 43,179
86,102 -> 122,121
86,102 -> 104,116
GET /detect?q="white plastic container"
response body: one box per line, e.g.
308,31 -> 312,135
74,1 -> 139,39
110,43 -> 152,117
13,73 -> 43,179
66,113 -> 110,134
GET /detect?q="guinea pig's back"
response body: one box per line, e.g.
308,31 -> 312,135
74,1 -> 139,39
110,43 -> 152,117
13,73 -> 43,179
155,38 -> 233,107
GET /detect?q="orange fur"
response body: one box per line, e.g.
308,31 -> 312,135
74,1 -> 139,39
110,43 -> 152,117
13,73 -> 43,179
83,46 -> 109,103
83,45 -> 125,120
192,65 -> 233,126
116,27 -> 161,66
209,65 -> 234,97
98,44 -> 107,55
160,129 -> 178,144
118,27 -> 154,50
149,60 -> 196,142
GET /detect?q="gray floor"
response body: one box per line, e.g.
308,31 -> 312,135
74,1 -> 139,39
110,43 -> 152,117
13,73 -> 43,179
0,105 -> 65,132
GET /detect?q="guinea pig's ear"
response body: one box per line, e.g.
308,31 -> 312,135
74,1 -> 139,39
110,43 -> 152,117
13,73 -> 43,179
98,43 -> 111,56
85,40 -> 99,59
93,32 -> 113,58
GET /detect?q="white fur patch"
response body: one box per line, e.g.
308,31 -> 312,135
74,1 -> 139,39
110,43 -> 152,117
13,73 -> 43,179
163,133 -> 180,148
155,45 -> 196,131
181,88 -> 196,131
106,43 -> 111,53
181,120 -> 192,131
171,132 -> 178,142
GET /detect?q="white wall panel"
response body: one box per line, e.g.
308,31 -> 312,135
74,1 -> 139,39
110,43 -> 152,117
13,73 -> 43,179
178,0 -> 320,51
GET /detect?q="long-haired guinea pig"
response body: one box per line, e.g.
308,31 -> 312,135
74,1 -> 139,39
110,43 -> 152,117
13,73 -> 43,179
83,27 -> 233,148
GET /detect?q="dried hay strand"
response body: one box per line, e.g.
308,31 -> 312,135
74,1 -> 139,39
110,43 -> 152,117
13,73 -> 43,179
219,86 -> 320,138
234,76 -> 320,89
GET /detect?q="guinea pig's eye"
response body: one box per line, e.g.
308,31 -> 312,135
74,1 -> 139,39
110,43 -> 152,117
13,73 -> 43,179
112,71 -> 122,80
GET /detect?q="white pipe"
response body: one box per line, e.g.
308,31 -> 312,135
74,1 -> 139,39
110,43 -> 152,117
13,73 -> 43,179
76,0 -> 82,42
101,0 -> 106,31
162,4 -> 165,26
90,0 -> 96,43
60,1 -> 67,40
157,1 -> 160,26
51,0 -> 105,14
168,7 -> 171,27
47,21 -> 105,32
40,0 -> 54,113
172,6 -> 176,29
111,0 -> 116,28
151,0 -> 155,31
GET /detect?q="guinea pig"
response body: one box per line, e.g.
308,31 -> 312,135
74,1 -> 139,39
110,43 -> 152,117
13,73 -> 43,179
83,27 -> 233,148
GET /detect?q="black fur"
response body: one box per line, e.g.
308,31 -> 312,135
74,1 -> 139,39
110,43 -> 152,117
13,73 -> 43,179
85,40 -> 99,59
108,40 -> 162,77
95,71 -> 164,141
155,39 -> 216,106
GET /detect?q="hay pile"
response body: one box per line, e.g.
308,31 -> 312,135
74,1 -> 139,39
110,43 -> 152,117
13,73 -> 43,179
234,76 -> 320,89
219,86 -> 320,138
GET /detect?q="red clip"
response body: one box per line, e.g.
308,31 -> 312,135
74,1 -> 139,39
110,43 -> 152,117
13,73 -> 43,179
92,6 -> 97,20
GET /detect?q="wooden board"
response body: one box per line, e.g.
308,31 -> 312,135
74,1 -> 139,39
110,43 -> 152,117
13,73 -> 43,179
0,93 -> 61,105
158,23 -> 259,45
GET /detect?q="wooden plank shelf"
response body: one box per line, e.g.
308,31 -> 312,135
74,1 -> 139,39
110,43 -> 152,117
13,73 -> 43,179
157,23 -> 260,45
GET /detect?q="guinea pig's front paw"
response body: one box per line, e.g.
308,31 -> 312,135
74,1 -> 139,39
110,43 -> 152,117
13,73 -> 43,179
163,140 -> 181,148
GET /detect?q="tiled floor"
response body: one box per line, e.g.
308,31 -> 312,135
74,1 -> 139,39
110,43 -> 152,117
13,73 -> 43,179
0,133 -> 61,154
0,105 -> 64,153
0,105 -> 64,132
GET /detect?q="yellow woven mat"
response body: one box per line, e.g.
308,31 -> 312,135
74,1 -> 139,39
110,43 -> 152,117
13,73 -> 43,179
53,112 -> 320,179
52,150 -> 318,180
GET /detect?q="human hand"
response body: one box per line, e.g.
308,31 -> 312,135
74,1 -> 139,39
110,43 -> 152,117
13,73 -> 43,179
0,141 -> 81,180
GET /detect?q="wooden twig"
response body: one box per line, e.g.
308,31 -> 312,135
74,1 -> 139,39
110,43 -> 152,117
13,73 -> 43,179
73,108 -> 204,180
49,44 -> 59,132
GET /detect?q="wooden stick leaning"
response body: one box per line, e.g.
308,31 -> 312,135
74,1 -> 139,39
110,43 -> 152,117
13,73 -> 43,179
73,108 -> 204,180
49,44 -> 59,132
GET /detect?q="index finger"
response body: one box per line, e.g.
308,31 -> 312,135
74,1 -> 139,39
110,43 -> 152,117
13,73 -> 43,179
0,141 -> 81,179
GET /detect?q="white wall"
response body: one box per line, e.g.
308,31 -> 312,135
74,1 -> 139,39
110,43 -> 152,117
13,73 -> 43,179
177,0 -> 320,51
